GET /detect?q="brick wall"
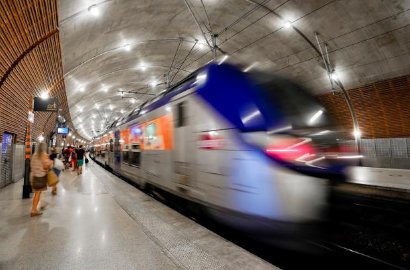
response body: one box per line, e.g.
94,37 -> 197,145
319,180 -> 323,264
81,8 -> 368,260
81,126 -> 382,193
0,0 -> 79,143
319,75 -> 410,139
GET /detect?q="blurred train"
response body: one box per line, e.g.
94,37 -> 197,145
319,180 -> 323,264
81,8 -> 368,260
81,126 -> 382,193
92,62 -> 354,234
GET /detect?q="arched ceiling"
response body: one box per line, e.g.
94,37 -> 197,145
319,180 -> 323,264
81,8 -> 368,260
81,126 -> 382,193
58,0 -> 410,140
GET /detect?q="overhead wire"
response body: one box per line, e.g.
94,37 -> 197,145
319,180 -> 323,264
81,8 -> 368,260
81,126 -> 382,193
170,40 -> 198,85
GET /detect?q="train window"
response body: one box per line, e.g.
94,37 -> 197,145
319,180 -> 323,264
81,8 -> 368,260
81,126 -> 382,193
109,139 -> 114,152
176,101 -> 186,127
253,74 -> 336,130
122,151 -> 129,163
131,144 -> 140,150
129,152 -> 141,167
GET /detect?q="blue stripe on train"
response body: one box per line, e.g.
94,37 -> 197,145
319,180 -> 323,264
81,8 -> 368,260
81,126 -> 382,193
196,63 -> 284,132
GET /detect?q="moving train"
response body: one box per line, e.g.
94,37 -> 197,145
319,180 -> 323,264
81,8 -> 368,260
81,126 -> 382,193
92,62 -> 352,234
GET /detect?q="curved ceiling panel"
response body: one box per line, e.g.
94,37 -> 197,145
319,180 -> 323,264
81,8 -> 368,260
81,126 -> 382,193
58,0 -> 410,140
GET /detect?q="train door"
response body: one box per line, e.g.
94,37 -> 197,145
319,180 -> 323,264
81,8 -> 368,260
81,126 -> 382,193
108,139 -> 114,167
0,132 -> 15,188
113,130 -> 121,172
172,100 -> 195,191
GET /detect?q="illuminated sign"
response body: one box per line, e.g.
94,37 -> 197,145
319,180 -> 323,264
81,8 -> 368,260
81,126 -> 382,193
33,97 -> 58,112
57,127 -> 69,134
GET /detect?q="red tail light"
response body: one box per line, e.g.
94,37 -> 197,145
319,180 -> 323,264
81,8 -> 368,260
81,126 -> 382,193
265,138 -> 316,162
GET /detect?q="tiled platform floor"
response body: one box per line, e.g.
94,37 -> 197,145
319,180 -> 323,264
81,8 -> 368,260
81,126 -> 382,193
0,161 -> 276,270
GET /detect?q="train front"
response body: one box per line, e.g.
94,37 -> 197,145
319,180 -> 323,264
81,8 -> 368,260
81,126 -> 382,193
195,62 -> 358,238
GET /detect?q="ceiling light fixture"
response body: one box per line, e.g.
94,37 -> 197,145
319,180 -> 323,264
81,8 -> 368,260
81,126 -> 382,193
353,128 -> 362,139
138,63 -> 147,71
282,20 -> 293,29
218,55 -> 229,65
88,5 -> 99,16
309,109 -> 324,124
243,62 -> 258,73
331,71 -> 339,81
40,92 -> 49,100
197,43 -> 206,50
150,80 -> 157,88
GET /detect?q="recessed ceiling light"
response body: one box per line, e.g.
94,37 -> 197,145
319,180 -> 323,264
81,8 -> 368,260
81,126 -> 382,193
197,43 -> 206,50
124,44 -> 131,51
331,71 -> 339,81
137,62 -> 148,71
282,20 -> 292,29
88,5 -> 99,16
150,80 -> 157,88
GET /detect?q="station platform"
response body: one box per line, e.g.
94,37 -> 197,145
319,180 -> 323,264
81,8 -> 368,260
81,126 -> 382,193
0,162 -> 276,270
336,166 -> 410,200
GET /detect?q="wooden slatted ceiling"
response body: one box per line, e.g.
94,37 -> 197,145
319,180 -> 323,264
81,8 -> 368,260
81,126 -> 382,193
0,0 -> 78,143
319,75 -> 410,139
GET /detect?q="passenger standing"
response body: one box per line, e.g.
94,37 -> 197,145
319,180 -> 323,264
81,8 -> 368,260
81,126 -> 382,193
75,145 -> 85,175
30,142 -> 53,217
64,146 -> 72,169
71,147 -> 77,171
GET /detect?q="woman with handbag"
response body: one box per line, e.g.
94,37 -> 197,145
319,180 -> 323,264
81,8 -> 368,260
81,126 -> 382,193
30,142 -> 53,217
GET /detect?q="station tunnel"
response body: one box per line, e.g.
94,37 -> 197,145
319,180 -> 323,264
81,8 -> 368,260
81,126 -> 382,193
0,1 -> 409,269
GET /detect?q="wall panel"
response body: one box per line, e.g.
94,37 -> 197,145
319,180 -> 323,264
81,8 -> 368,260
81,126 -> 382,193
319,75 -> 410,139
0,0 -> 79,143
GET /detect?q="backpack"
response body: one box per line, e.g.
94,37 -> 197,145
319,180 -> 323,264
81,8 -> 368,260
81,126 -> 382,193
71,151 -> 77,159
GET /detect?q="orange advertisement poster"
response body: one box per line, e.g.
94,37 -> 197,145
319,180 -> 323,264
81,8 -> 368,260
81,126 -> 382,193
143,114 -> 173,150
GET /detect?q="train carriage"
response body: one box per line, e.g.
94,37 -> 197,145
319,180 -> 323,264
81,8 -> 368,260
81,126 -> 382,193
94,62 -> 354,232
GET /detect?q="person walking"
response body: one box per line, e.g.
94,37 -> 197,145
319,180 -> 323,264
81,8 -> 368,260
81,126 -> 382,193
63,146 -> 72,169
49,149 -> 64,195
75,145 -> 86,175
71,147 -> 77,171
30,142 -> 53,217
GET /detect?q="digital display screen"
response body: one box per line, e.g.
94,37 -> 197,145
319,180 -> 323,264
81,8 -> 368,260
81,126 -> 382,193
57,127 -> 69,134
